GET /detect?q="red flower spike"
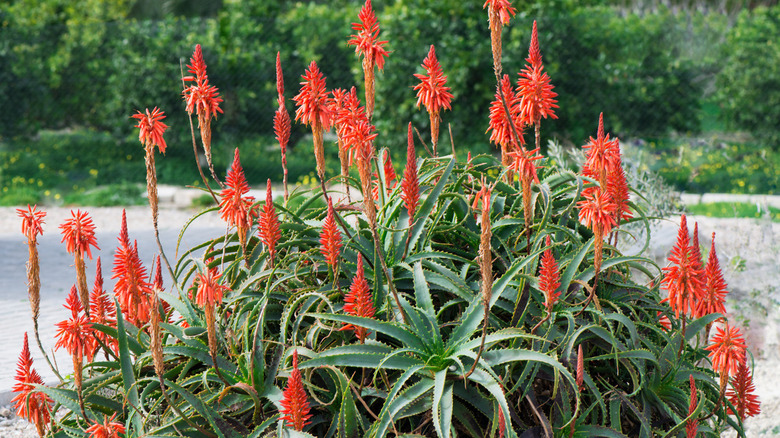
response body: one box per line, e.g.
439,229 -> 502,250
153,255 -> 164,292
259,179 -> 282,264
658,312 -> 672,331
414,45 -> 453,115
348,0 -> 389,71
497,406 -> 506,438
54,286 -> 94,360
606,159 -> 632,223
182,45 -> 223,120
538,236 -> 561,312
508,147 -> 543,184
696,232 -> 728,318
59,210 -> 100,259
274,106 -> 292,154
17,204 -> 46,241
319,198 -> 342,271
184,44 -> 207,83
85,413 -> 126,438
194,264 -> 228,309
705,322 -> 747,376
112,222 -> 153,326
661,214 -> 705,318
484,0 -> 516,25
183,81 -> 223,121
90,258 -> 118,354
276,52 -> 285,105
293,60 -> 333,130
341,256 -> 376,342
219,148 -> 257,240
727,356 -> 761,420
516,21 -> 557,126
686,375 -> 698,438
401,122 -> 420,223
280,350 -> 312,431
12,333 -> 52,436
577,188 -> 617,236
132,107 -> 168,154
487,74 -> 525,152
336,88 -> 370,166
576,344 -> 584,391
582,113 -> 620,186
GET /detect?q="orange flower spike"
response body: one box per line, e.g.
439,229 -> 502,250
319,198 -> 342,271
18,204 -> 46,242
60,209 -> 99,316
348,0 -> 389,118
606,159 -> 632,224
337,88 -> 370,166
658,312 -> 672,331
194,265 -> 228,309
516,21 -> 558,150
686,375 -> 698,438
705,322 -> 747,376
727,356 -> 761,420
661,214 -> 705,318
219,148 -> 257,247
401,122 -> 420,224
131,107 -> 168,154
577,188 -> 617,237
488,74 -> 525,164
342,256 -> 376,343
280,350 -> 313,431
413,45 -> 453,155
538,236 -> 561,312
183,45 -> 223,119
577,188 -> 616,281
18,205 -> 46,325
276,51 -> 285,105
688,222 -> 707,314
259,180 -> 282,266
85,413 -> 126,438
484,0 -> 516,26
582,113 -> 620,186
112,230 -> 153,326
90,258 -> 118,356
293,60 -> 333,185
60,209 -> 100,260
54,286 -> 94,360
12,333 -> 52,437
697,232 -> 728,318
508,147 -> 543,184
184,44 -> 207,83
348,0 -> 389,71
153,255 -> 164,292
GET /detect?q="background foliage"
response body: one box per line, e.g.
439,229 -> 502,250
1,0 -> 780,203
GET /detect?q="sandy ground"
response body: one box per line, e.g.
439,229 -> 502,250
1,203 -> 778,436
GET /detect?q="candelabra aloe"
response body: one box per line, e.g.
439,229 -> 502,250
11,5 -> 760,438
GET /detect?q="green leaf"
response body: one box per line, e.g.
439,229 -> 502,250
432,370 -> 453,438
406,158 -> 456,254
310,313 -> 427,353
115,301 -> 143,434
369,378 -> 435,438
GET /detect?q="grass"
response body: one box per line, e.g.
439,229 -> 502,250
687,202 -> 780,221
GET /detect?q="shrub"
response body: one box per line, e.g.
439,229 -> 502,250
12,2 -> 759,437
716,4 -> 780,148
